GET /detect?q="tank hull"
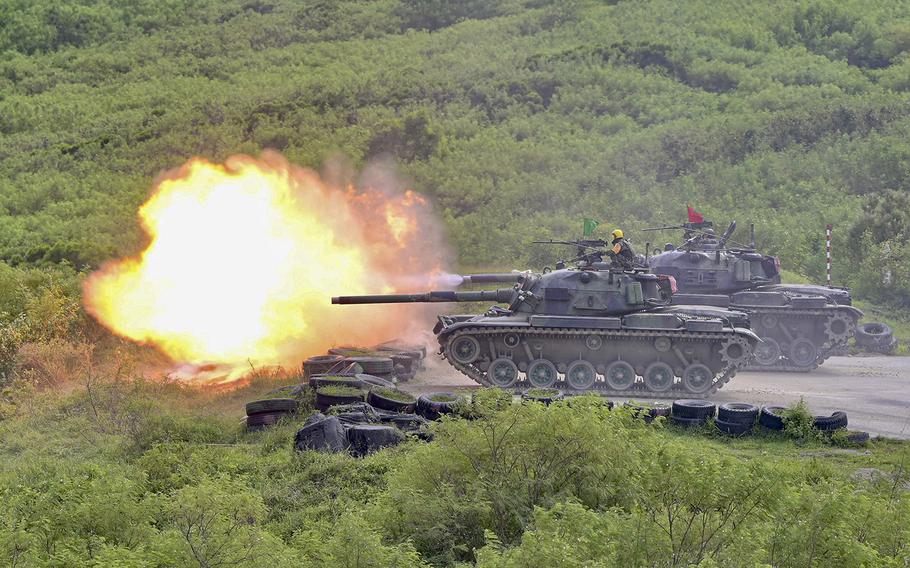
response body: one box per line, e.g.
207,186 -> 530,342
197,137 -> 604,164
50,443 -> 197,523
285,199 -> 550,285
673,290 -> 862,372
436,311 -> 757,397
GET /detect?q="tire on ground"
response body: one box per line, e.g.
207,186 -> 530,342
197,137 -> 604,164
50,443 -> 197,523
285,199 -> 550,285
315,389 -> 365,411
844,430 -> 870,444
245,398 -> 299,416
303,354 -> 345,379
715,419 -> 753,437
309,375 -> 365,390
671,399 -> 716,420
294,414 -> 347,452
367,389 -> 417,413
246,411 -> 290,429
417,392 -> 461,420
669,415 -> 708,428
381,413 -> 429,432
854,322 -> 893,347
813,410 -> 848,431
717,402 -> 759,424
344,356 -> 394,375
346,424 -> 406,457
759,406 -> 786,430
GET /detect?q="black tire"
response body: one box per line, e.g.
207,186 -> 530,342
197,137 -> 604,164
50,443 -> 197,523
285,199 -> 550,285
672,399 -> 716,420
356,373 -> 396,389
416,392 -> 461,420
294,414 -> 347,452
245,398 -> 298,416
717,403 -> 759,425
669,415 -> 707,428
854,322 -> 893,347
309,375 -> 364,390
367,389 -> 417,413
868,338 -> 898,354
325,402 -> 382,420
345,424 -> 406,457
344,356 -> 394,375
303,354 -> 345,378
715,419 -> 753,437
759,406 -> 786,430
380,413 -> 430,432
315,389 -> 365,411
845,430 -> 870,444
246,410 -> 290,429
813,411 -> 848,431
624,401 -> 670,422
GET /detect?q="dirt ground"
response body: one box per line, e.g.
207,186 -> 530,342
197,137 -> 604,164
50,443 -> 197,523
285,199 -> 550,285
402,355 -> 910,440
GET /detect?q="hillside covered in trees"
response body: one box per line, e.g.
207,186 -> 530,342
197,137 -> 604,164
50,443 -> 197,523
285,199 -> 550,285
2,0 -> 910,306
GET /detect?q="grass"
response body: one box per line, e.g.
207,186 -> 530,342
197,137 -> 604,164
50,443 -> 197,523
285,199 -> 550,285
316,385 -> 364,397
427,393 -> 459,403
372,387 -> 415,403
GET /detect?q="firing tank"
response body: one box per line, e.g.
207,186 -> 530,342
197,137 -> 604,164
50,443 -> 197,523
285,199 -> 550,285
647,219 -> 862,371
333,268 -> 758,397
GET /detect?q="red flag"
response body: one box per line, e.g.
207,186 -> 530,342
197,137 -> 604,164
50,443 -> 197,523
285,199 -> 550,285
687,205 -> 704,223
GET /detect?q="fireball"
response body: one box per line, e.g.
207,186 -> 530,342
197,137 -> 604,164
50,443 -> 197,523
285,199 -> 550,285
83,152 -> 447,381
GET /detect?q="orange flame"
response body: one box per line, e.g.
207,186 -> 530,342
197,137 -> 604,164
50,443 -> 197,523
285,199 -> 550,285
83,152 -> 448,382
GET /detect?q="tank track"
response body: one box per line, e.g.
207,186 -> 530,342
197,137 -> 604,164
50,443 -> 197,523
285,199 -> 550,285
738,307 -> 856,373
442,326 -> 747,398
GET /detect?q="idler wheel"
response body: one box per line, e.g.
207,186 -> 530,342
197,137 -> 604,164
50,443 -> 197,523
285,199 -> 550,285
605,360 -> 636,390
450,335 -> 481,364
643,362 -> 674,392
788,337 -> 818,368
503,333 -> 521,348
681,363 -> 714,394
527,359 -> 558,388
566,360 -> 597,390
753,338 -> 781,366
487,357 -> 519,388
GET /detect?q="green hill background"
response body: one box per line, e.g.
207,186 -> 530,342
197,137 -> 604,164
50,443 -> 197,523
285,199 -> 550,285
2,0 -> 910,306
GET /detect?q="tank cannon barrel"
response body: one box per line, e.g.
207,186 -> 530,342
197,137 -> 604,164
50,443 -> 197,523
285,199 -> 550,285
332,288 -> 514,305
459,273 -> 526,285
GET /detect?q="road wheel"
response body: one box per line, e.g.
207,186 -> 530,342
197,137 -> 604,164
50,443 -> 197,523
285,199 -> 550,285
566,361 -> 597,390
605,361 -> 636,390
788,338 -> 818,368
681,363 -> 714,394
643,362 -> 674,393
753,338 -> 781,366
450,335 -> 481,364
527,359 -> 558,388
487,358 -> 519,388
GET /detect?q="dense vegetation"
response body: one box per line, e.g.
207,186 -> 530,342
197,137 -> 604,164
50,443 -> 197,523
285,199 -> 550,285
1,372 -> 909,567
3,2 -> 910,566
2,0 -> 910,305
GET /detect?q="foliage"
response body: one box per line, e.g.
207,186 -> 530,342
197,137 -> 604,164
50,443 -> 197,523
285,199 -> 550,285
372,387 -> 415,402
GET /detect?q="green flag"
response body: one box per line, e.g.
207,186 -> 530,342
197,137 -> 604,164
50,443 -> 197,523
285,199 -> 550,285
583,218 -> 599,236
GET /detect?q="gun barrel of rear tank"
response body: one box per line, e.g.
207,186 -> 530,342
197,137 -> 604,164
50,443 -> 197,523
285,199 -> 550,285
331,289 -> 513,304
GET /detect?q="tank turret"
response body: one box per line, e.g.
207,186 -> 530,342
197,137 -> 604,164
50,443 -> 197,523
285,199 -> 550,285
333,268 -> 758,397
647,218 -> 862,371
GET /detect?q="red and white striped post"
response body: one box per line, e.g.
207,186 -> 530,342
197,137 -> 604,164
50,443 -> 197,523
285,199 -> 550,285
826,224 -> 832,286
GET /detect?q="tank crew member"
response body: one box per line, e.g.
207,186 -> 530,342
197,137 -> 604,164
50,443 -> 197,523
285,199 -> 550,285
605,229 -> 635,269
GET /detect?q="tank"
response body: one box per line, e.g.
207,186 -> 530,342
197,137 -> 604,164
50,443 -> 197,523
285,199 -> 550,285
647,219 -> 862,372
333,267 -> 759,397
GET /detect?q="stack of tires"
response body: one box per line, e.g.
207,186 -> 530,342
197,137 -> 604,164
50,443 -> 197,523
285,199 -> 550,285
343,356 -> 396,382
302,354 -> 346,379
715,403 -> 759,436
245,398 -> 299,430
669,399 -> 716,428
854,322 -> 897,354
758,405 -> 850,433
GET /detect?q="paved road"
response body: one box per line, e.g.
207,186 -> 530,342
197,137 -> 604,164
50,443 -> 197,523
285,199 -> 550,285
404,355 -> 910,439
